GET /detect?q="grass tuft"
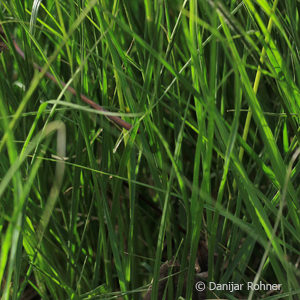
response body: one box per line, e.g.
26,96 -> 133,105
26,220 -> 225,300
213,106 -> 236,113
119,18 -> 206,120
0,1 -> 299,299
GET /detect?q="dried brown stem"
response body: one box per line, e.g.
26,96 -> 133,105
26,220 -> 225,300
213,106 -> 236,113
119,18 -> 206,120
0,25 -> 135,132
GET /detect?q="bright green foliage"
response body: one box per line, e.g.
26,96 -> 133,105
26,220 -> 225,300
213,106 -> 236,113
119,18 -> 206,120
0,0 -> 299,299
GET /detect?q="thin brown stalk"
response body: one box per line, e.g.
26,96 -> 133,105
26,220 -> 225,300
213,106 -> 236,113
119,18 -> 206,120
1,24 -> 135,132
